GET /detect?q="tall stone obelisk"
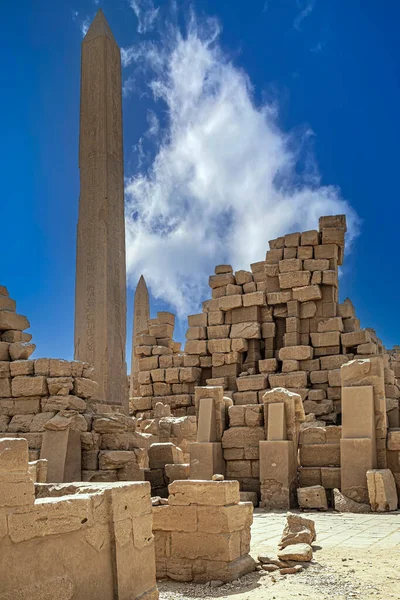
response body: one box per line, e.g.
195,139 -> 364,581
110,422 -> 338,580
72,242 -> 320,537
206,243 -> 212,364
74,9 -> 127,412
130,275 -> 150,398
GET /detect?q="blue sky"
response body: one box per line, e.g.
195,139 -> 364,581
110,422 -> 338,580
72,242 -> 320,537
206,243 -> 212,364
2,0 -> 400,369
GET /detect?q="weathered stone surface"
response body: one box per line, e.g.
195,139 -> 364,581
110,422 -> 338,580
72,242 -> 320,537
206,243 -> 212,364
277,543 -> 312,562
11,376 -> 47,397
332,488 -> 371,513
9,342 -> 35,361
73,377 -> 98,398
168,480 -> 240,506
280,513 -> 316,548
367,469 -> 398,512
0,311 -> 29,332
74,9 -> 127,410
297,485 -> 328,510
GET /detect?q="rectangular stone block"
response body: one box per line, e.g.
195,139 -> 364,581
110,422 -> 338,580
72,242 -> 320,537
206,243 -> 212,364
342,386 -> 375,440
279,271 -> 311,289
168,479 -> 240,506
190,442 -> 225,480
230,323 -> 260,339
222,427 -> 264,449
236,375 -> 268,392
292,285 -> 322,302
259,440 -> 297,509
153,504 -> 197,532
197,397 -> 216,442
311,332 -> 340,347
267,402 -> 286,441
341,438 -> 376,503
300,444 -> 340,467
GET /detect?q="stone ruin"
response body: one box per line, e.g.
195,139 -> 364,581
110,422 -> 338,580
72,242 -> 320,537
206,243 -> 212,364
2,211 -> 400,595
130,213 -> 400,512
2,7 -> 400,599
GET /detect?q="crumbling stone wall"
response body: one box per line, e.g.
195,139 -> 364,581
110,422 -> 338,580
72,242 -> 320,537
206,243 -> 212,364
0,437 -> 158,600
152,479 -> 255,582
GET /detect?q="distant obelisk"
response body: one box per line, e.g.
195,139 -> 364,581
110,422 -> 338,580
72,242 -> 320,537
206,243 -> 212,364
74,9 -> 127,412
130,275 -> 150,398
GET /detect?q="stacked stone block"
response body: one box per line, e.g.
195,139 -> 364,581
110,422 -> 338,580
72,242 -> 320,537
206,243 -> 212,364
0,437 -> 158,600
131,215 -> 399,427
0,286 -> 34,360
132,311 -> 201,417
386,428 -> 400,500
146,442 -> 185,497
340,357 -> 386,504
298,426 -> 341,495
222,403 -> 264,495
0,357 -> 96,459
190,386 -> 230,480
152,479 -> 255,582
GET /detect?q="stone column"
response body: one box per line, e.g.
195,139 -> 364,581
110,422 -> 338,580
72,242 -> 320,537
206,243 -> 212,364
340,357 -> 386,503
74,10 -> 127,412
259,387 -> 304,509
130,275 -> 150,399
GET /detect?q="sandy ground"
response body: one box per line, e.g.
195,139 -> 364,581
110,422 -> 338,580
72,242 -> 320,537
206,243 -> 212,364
158,511 -> 400,600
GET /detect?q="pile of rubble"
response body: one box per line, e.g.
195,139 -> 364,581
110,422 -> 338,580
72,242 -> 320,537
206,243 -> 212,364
258,512 -> 315,575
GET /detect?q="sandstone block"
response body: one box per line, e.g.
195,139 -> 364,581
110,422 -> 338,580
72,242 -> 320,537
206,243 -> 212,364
209,273 -> 235,289
333,488 -> 371,513
230,323 -> 260,339
0,311 -> 29,332
73,377 -> 98,398
367,469 -> 398,511
292,285 -> 322,302
11,376 -> 47,397
300,444 -> 340,467
168,479 -> 240,506
278,258 -> 301,273
259,358 -> 277,373
266,291 -> 292,304
188,313 -> 207,327
297,485 -> 328,509
230,306 -> 260,324
149,443 -> 183,469
341,330 -> 371,348
237,375 -> 267,392
222,427 -> 264,449
387,429 -> 400,451
279,345 -> 313,361
185,340 -> 207,355
235,270 -> 253,285
310,332 -> 340,347
277,543 -> 312,562
341,438 -> 375,503
218,295 -> 242,312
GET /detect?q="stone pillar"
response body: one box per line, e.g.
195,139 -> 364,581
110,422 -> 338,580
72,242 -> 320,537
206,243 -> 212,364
340,357 -> 386,503
259,387 -> 304,509
74,9 -> 127,412
130,275 -> 150,399
189,386 -> 227,479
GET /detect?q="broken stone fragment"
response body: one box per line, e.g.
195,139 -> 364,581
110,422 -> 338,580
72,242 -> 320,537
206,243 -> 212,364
332,488 -> 371,513
9,342 -> 35,361
44,410 -> 88,432
277,543 -> 312,562
279,512 -> 316,548
367,469 -> 398,512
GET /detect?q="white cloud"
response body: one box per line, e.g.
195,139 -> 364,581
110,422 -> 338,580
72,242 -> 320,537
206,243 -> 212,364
81,17 -> 90,36
124,15 -> 359,318
294,0 -> 316,30
129,0 -> 159,34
